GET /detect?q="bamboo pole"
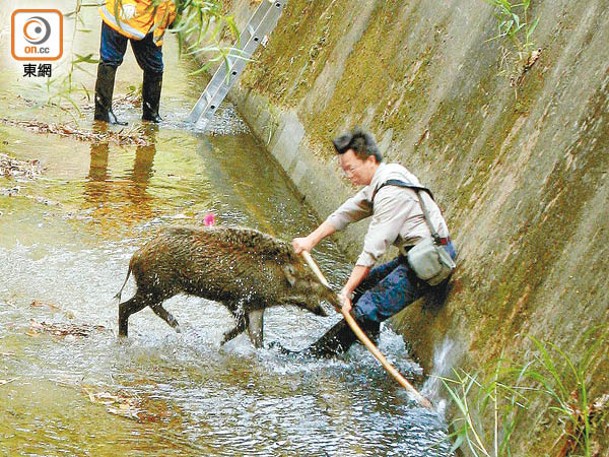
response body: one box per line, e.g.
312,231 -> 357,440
302,251 -> 433,410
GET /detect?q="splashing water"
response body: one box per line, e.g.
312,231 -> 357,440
422,337 -> 459,417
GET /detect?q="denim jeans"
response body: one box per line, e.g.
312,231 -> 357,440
353,241 -> 457,323
99,22 -> 164,73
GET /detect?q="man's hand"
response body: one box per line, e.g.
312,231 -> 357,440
292,221 -> 337,254
339,265 -> 370,316
339,288 -> 353,314
292,237 -> 314,254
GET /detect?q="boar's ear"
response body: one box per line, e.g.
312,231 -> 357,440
283,264 -> 297,287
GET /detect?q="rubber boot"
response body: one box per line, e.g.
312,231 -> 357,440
94,63 -> 127,125
142,70 -> 163,123
296,318 -> 381,358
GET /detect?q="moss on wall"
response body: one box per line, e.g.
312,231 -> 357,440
229,0 -> 609,452
242,0 -> 351,107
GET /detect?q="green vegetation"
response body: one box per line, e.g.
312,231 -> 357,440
483,0 -> 541,89
30,1 -> 99,120
170,0 -> 240,74
440,332 -> 609,456
440,358 -> 530,456
484,0 -> 539,53
525,334 -> 609,456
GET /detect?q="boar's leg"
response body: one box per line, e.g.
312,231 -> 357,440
246,308 -> 265,348
221,303 -> 247,345
221,320 -> 245,345
149,303 -> 181,333
118,292 -> 153,337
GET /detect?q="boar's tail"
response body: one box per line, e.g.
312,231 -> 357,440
114,265 -> 132,303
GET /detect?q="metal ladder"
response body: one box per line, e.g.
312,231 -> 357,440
187,0 -> 287,126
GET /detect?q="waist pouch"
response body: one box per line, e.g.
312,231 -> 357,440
373,178 -> 456,285
404,238 -> 456,286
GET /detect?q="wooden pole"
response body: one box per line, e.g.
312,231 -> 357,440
302,251 -> 433,410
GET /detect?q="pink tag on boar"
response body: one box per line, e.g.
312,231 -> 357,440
204,213 -> 216,226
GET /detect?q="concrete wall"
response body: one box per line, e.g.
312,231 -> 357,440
225,0 -> 609,453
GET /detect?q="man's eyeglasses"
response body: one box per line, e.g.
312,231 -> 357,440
341,160 -> 366,176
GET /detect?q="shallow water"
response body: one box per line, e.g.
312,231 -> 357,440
1,3 -> 452,456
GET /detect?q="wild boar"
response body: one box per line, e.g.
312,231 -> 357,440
115,225 -> 337,347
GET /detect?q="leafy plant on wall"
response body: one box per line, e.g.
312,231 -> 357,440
484,0 -> 542,93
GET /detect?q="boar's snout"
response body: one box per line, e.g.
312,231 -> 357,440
310,302 -> 328,317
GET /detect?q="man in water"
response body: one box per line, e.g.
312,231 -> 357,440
291,128 -> 457,356
94,0 -> 176,124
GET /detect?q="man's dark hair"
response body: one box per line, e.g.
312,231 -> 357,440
332,128 -> 383,163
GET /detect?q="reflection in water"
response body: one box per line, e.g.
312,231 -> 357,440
88,129 -> 110,182
83,123 -> 158,231
131,131 -> 156,184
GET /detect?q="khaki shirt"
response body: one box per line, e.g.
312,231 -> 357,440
326,162 -> 450,267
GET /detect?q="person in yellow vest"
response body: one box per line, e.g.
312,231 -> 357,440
94,0 -> 176,124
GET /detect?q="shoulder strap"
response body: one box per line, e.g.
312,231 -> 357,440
372,179 -> 434,201
372,179 -> 441,243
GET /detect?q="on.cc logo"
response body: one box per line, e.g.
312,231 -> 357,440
11,9 -> 63,61
23,16 -> 52,45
